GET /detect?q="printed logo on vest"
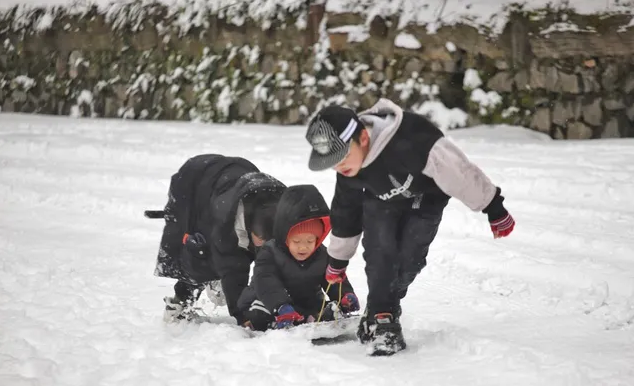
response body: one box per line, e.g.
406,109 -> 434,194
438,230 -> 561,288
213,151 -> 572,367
378,174 -> 414,201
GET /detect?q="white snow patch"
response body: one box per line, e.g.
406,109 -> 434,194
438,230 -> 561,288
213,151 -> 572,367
446,41 -> 457,52
470,88 -> 503,114
318,75 -> 339,87
394,32 -> 422,50
501,106 -> 520,119
253,80 -> 269,101
415,100 -> 468,131
35,11 -> 54,31
540,22 -> 596,35
12,75 -> 36,90
328,25 -> 370,43
463,69 -> 483,89
77,89 -> 93,105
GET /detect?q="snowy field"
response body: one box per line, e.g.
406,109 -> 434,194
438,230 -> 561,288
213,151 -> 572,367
1,112 -> 634,385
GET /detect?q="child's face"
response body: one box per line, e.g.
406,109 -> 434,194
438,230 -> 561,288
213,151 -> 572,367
333,129 -> 369,177
288,232 -> 318,261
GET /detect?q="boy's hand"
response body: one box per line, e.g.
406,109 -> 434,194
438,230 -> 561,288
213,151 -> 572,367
325,256 -> 349,284
490,212 -> 515,238
325,264 -> 347,284
274,304 -> 304,329
340,293 -> 360,313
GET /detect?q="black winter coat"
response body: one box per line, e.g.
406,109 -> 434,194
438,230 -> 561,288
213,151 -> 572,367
154,154 -> 286,323
238,185 -> 354,317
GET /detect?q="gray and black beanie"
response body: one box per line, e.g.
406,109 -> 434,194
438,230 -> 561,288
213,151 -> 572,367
306,105 -> 363,171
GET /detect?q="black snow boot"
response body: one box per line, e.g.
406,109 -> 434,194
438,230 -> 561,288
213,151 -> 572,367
357,305 -> 402,345
367,312 -> 406,356
163,296 -> 200,323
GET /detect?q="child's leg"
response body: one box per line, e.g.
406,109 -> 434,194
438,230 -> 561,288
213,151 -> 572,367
361,199 -> 404,318
395,212 -> 442,302
164,280 -> 207,322
174,280 -> 206,304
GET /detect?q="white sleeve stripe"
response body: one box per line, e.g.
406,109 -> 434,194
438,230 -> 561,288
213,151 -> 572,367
249,304 -> 271,314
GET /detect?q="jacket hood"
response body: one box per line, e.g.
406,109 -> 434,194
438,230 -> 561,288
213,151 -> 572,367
273,185 -> 331,251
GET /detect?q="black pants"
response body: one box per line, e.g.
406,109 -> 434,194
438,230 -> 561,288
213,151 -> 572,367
361,199 -> 442,318
174,280 -> 206,304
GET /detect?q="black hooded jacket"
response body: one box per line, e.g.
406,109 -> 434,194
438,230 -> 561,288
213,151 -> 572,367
154,154 -> 286,323
238,185 -> 355,317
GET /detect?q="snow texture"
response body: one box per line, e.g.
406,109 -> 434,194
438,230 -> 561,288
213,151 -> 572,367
470,88 -> 502,115
463,68 -> 483,89
328,25 -> 370,43
325,0 -> 633,35
394,32 -> 422,49
415,100 -> 468,131
1,1 -> 632,36
1,113 -> 634,385
540,22 -> 597,35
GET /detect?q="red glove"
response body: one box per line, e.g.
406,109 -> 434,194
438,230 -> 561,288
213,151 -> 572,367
325,264 -> 347,284
490,213 -> 515,238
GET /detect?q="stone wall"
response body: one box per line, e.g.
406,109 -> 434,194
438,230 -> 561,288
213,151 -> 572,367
0,1 -> 633,139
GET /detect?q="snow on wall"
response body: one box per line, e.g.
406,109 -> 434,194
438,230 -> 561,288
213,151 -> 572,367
3,0 -> 632,36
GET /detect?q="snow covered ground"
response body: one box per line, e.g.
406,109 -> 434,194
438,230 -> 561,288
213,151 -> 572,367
1,113 -> 634,385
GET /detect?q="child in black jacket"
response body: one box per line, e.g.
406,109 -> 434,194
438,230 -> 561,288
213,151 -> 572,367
237,185 -> 360,331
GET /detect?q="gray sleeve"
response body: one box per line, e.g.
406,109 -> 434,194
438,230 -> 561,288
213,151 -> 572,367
422,137 -> 497,212
327,234 -> 362,261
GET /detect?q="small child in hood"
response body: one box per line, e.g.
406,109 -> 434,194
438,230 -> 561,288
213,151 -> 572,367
237,184 -> 360,331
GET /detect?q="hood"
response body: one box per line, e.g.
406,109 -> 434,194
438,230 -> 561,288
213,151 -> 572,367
357,98 -> 404,168
214,171 -> 287,224
212,171 -> 286,253
273,185 -> 331,250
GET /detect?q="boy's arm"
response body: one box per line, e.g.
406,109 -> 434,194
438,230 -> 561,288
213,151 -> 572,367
253,247 -> 292,313
422,137 -> 514,237
327,174 -> 364,265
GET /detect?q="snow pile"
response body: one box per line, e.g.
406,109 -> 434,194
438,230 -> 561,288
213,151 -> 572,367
328,25 -> 370,43
70,89 -> 95,118
539,22 -> 597,35
414,100 -> 469,131
463,69 -> 483,90
470,88 -> 502,116
395,32 -> 422,49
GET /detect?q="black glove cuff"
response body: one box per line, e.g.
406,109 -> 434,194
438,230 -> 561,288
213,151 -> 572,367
482,187 -> 508,222
328,256 -> 349,270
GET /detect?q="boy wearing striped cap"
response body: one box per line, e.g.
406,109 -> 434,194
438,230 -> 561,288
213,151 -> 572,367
304,98 -> 515,356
